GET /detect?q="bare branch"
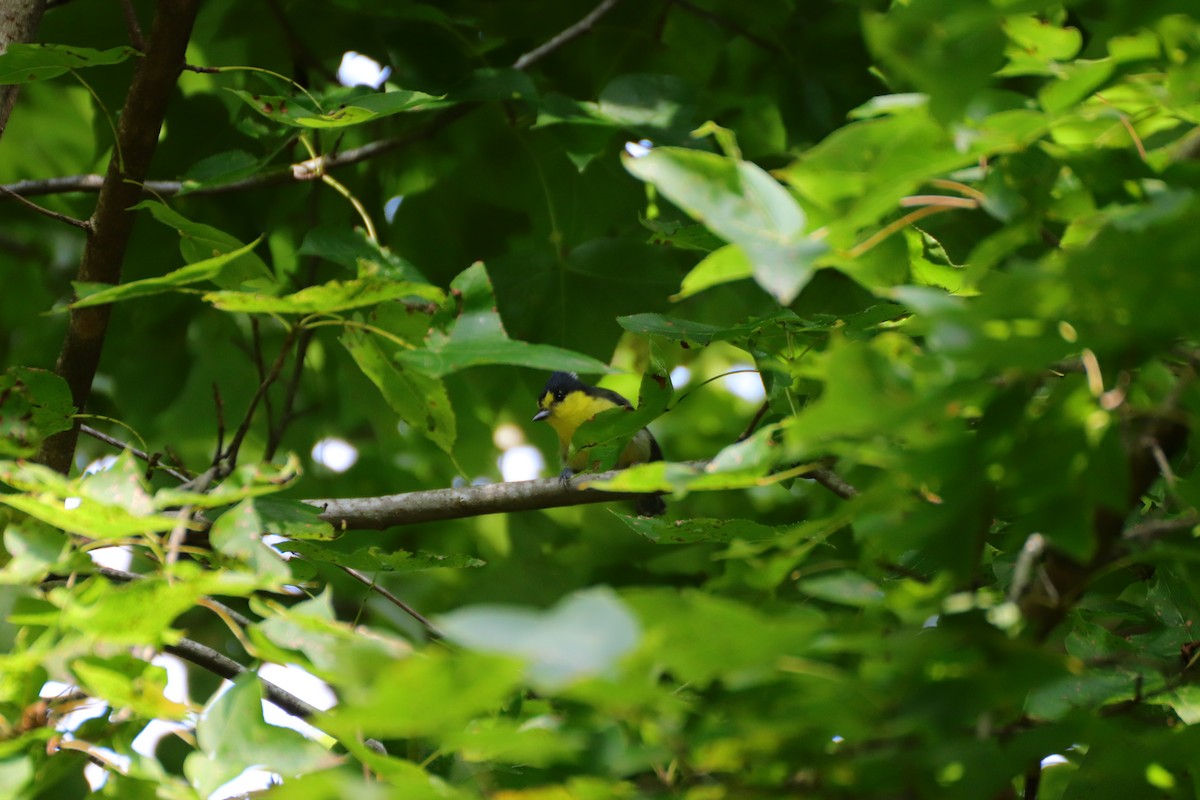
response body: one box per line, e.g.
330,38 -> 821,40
224,326 -> 297,469
310,457 -> 861,529
512,0 -> 624,70
163,638 -> 321,719
0,185 -> 90,229
808,467 -> 859,500
338,565 -> 444,639
36,0 -> 203,474
80,424 -> 191,483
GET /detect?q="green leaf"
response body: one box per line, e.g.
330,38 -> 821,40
248,590 -> 410,682
210,499 -> 293,580
132,200 -> 273,286
70,655 -> 189,720
0,367 -> 74,457
185,674 -> 337,798
396,262 -> 611,377
298,226 -> 426,282
672,243 -> 754,300
797,571 -> 884,607
177,150 -> 263,194
71,237 -> 265,307
622,588 -> 824,686
153,460 -> 311,512
596,73 -> 695,136
438,588 -> 641,690
52,573 -> 214,645
341,327 -> 456,453
624,147 -> 826,303
0,460 -> 183,539
0,44 -> 138,84
322,651 -> 524,738
205,278 -> 443,313
227,87 -> 443,128
618,515 -> 786,544
281,541 -> 484,573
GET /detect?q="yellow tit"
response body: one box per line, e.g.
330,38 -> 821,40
532,371 -> 666,517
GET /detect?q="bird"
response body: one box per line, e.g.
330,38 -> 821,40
532,371 -> 666,516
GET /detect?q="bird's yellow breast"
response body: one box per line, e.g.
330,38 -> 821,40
542,390 -> 620,446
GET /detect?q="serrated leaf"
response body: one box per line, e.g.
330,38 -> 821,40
281,541 -> 484,572
618,515 -> 785,544
210,500 -> 293,581
341,328 -> 455,453
71,237 -> 266,307
298,226 -> 426,282
205,278 -> 443,313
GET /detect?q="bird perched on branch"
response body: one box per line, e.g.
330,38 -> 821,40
532,371 -> 666,517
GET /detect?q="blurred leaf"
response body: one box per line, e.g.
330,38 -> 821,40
0,367 -> 74,457
184,674 -> 338,798
797,571 -> 885,607
70,655 -> 188,720
438,588 -> 640,690
322,651 -> 524,738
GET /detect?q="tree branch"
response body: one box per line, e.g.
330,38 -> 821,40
36,0 -> 202,474
311,464 -> 696,530
80,424 -> 191,483
513,0 -> 625,70
163,638 -> 321,719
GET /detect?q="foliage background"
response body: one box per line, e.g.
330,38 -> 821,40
1,0 -> 1200,798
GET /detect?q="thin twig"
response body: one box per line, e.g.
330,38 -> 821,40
250,318 -> 274,433
513,0 -> 625,70
211,382 -> 225,469
224,327 -> 297,469
0,185 -> 90,230
338,565 -> 444,639
737,400 -> 770,442
266,328 -> 313,461
808,468 -> 859,500
80,424 -> 190,482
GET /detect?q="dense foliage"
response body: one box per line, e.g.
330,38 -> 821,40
2,0 -> 1200,797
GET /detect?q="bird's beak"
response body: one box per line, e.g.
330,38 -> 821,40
532,409 -> 550,422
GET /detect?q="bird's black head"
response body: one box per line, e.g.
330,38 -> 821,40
541,371 -> 586,403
